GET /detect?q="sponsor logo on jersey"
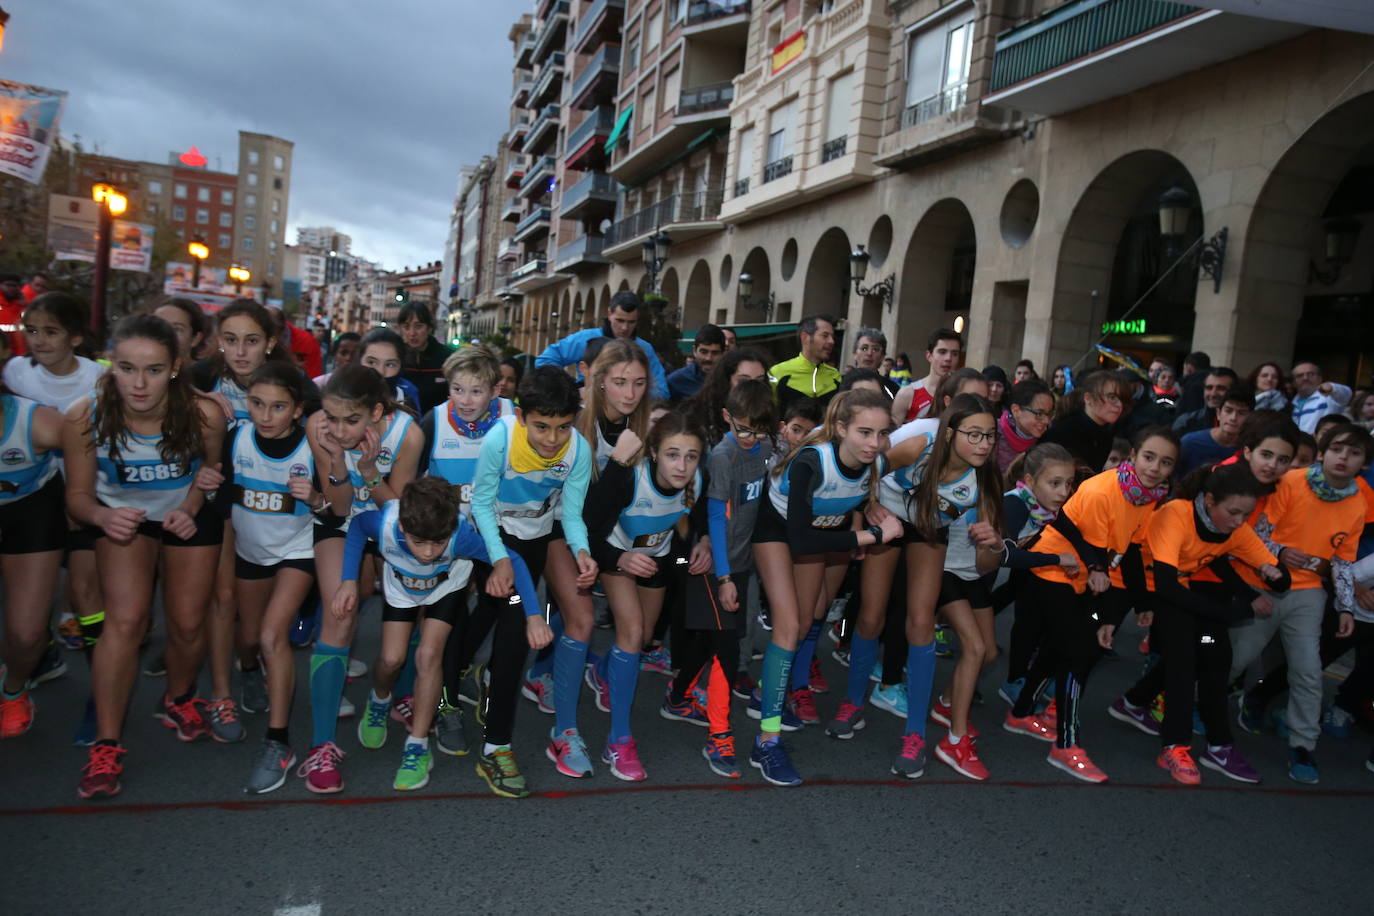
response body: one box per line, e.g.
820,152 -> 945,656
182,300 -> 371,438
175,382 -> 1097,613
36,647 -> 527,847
378,447 -> 394,464
290,463 -> 310,478
1,448 -> 24,466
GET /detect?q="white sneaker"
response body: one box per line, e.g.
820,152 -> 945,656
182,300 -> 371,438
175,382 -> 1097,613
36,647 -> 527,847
347,657 -> 367,680
338,695 -> 356,718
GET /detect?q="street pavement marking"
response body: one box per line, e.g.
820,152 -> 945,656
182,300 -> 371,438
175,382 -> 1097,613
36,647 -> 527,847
274,907 -> 321,916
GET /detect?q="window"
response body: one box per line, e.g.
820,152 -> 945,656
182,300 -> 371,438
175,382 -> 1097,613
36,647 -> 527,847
196,187 -> 210,202
662,67 -> 681,113
268,262 -> 277,277
176,228 -> 185,240
241,254 -> 252,268
218,233 -> 232,248
244,215 -> 256,230
220,189 -> 234,206
824,69 -> 854,143
245,193 -> 257,208
736,126 -> 755,182
767,99 -> 794,161
217,211 -> 231,227
626,38 -> 639,71
173,204 -> 186,221
269,240 -> 278,253
273,177 -> 283,190
646,7 -> 662,51
766,6 -> 784,49
196,208 -> 209,224
248,150 -> 260,166
247,173 -> 259,187
243,237 -> 255,251
148,180 -> 163,196
174,183 -> 187,198
904,7 -> 975,126
148,202 -> 160,216
271,198 -> 280,214
270,219 -> 279,234
273,155 -> 284,171
639,87 -> 655,131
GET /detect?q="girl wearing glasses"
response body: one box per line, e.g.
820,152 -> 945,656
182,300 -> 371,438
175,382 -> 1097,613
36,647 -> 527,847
996,379 -> 1055,473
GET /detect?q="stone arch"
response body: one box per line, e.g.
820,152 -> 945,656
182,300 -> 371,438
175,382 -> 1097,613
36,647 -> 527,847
683,259 -> 711,330
659,267 -> 681,320
896,199 -> 976,360
801,226 -> 853,322
738,246 -> 772,325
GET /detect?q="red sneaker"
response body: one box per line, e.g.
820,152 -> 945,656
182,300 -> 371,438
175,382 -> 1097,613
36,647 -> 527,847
1047,744 -> 1107,783
77,743 -> 127,799
297,741 -> 346,794
930,695 -> 952,727
156,694 -> 210,742
1003,710 -> 1056,742
788,687 -> 820,725
1040,698 -> 1059,731
809,657 -> 829,694
0,688 -> 35,738
1157,745 -> 1201,786
390,695 -> 414,729
936,732 -> 989,780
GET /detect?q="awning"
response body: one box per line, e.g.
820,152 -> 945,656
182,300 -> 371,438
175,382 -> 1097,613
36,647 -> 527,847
677,323 -> 798,352
603,105 -> 633,153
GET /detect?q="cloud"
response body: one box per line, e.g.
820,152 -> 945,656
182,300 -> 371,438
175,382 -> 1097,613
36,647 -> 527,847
4,0 -> 518,268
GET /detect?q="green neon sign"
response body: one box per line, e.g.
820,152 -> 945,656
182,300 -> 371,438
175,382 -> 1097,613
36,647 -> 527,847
1101,318 -> 1146,335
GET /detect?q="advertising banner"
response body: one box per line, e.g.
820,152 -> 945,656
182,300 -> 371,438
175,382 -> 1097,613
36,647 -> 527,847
110,221 -> 154,272
0,80 -> 67,184
47,193 -> 100,262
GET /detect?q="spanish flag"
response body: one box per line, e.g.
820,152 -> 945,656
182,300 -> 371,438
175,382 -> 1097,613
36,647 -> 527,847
771,30 -> 805,74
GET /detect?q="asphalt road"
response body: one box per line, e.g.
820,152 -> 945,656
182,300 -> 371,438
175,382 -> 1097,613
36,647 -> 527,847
2,600 -> 1370,916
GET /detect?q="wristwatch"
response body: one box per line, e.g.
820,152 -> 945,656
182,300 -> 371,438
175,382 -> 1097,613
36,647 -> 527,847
327,474 -> 347,487
717,574 -> 732,585
866,524 -> 883,542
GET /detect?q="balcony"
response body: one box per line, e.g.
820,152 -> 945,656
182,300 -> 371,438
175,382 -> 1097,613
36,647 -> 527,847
532,1 -> 571,65
603,188 -> 725,260
560,170 -> 618,221
554,234 -> 610,272
531,52 -> 566,108
733,178 -> 749,198
507,115 -> 530,151
564,106 -> 617,172
572,0 -> 626,55
570,44 -> 620,111
497,237 -> 521,262
876,80 -> 1009,170
609,88 -> 732,184
510,256 -> 547,283
503,156 -> 526,189
518,156 -> 555,199
525,105 -> 562,157
821,136 -> 847,164
513,207 -> 552,243
512,75 -> 533,109
501,194 -> 522,223
983,0 -> 1306,117
516,33 -> 535,71
678,81 -> 734,117
762,156 -> 792,183
510,255 -> 566,293
683,0 -> 751,42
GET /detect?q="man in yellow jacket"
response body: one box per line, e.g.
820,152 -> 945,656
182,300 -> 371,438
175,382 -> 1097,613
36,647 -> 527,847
769,314 -> 840,412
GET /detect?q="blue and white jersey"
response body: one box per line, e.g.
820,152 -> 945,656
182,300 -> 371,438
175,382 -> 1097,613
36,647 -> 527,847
0,394 -> 57,505
607,460 -> 699,557
376,500 -> 473,607
592,419 -> 620,474
880,444 -> 978,529
427,398 -> 513,516
768,442 -> 880,529
93,415 -> 198,523
213,376 -> 251,431
944,505 -> 983,581
330,411 -> 414,530
490,415 -> 586,541
229,425 -> 315,564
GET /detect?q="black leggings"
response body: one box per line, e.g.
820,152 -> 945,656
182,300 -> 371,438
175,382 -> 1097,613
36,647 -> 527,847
1011,577 -> 1108,748
1004,570 -> 1041,684
880,560 -> 908,687
480,587 -> 534,747
1126,593 -> 1234,747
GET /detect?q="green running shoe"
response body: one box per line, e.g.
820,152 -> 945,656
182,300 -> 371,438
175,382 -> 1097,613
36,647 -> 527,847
357,694 -> 390,749
476,745 -> 529,798
393,742 -> 433,791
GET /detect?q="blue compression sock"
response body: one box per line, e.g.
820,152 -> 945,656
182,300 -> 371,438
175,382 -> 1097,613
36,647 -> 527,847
607,646 -> 640,743
903,640 -> 937,737
595,647 -> 610,683
309,641 -> 349,747
553,635 -> 589,734
847,634 -> 879,705
760,642 -> 795,731
527,613 -> 564,679
790,621 -> 824,690
394,630 -> 420,697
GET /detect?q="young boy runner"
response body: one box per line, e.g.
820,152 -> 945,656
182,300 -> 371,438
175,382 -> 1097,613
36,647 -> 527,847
890,328 -> 963,426
336,477 -> 545,792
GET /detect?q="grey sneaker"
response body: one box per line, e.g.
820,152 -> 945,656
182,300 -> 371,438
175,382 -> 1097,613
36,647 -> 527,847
434,703 -> 469,757
240,667 -> 269,714
244,738 -> 296,794
891,733 -> 928,779
206,696 -> 246,743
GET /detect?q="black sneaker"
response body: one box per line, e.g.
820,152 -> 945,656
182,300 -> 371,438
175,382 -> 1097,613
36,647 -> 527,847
28,641 -> 68,687
142,650 -> 167,678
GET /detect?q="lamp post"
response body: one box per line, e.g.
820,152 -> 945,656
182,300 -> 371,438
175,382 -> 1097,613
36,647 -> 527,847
1308,216 -> 1361,286
640,230 -> 672,295
737,272 -> 776,323
90,182 -> 128,337
187,236 -> 210,288
228,265 -> 251,293
1157,186 -> 1228,293
848,244 -> 894,309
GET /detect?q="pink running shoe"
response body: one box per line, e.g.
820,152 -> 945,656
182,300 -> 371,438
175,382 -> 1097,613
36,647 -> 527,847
602,736 -> 647,781
297,741 -> 346,794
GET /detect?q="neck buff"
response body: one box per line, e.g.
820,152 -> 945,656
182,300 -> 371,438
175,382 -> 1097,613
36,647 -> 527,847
999,410 -> 1037,456
1306,464 -> 1357,502
1012,479 -> 1057,524
1193,494 -> 1225,535
509,420 -> 571,473
449,400 -> 502,439
1117,459 -> 1170,506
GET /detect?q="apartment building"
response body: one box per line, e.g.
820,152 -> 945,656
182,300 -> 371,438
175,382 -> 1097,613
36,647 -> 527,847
455,1 -> 1374,383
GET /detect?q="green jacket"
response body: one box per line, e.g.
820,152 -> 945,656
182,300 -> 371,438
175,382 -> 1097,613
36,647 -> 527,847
769,354 -> 841,400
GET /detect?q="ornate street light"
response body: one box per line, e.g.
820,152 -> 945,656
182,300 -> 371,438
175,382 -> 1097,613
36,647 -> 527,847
737,272 -> 776,323
641,230 -> 672,294
849,244 -> 894,310
1157,186 -> 1229,293
1309,216 -> 1361,286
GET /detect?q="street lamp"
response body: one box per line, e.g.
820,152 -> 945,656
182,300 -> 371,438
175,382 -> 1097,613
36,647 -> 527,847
228,265 -> 251,293
90,181 -> 128,336
641,230 -> 672,294
1309,216 -> 1361,286
737,272 -> 776,323
849,244 -> 894,310
1156,186 -> 1228,293
187,236 -> 210,288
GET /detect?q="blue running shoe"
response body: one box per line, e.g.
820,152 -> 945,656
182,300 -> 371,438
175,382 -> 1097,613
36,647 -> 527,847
870,661 -> 884,683
660,691 -> 710,727
934,625 -> 954,659
999,678 -> 1025,706
1287,746 -> 1319,785
870,683 -> 909,719
71,695 -> 97,746
1192,708 -> 1206,737
1321,705 -> 1354,739
745,689 -> 802,731
750,736 -> 801,786
703,731 -> 740,778
288,611 -> 318,649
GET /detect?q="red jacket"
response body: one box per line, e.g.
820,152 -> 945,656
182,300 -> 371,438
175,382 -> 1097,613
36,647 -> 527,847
285,322 -> 323,377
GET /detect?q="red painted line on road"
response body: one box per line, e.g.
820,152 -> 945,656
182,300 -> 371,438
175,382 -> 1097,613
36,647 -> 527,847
4,775 -> 1373,818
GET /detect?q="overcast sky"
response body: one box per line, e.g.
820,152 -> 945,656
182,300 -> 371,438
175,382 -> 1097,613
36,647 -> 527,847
4,0 -> 519,269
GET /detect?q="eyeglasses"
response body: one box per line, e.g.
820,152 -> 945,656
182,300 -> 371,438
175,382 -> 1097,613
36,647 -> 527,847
730,422 -> 769,441
954,428 -> 996,445
1016,406 -> 1051,419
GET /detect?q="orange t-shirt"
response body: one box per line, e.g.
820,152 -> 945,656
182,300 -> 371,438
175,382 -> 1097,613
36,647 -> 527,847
1359,477 -> 1374,525
1241,468 -> 1366,591
1191,490 -> 1271,585
1143,498 -> 1276,589
1033,469 -> 1156,594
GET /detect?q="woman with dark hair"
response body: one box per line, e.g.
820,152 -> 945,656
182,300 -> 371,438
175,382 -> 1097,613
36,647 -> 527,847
1247,361 -> 1288,413
1042,369 -> 1129,478
393,302 -> 453,413
154,298 -> 211,362
982,365 -> 1010,412
681,346 -> 770,446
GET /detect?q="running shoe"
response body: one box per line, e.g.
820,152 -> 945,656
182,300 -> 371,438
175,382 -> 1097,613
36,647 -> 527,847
297,742 -> 346,794
789,687 -> 820,725
640,645 -> 675,677
521,671 -> 556,714
584,662 -> 611,713
660,690 -> 710,727
999,678 -> 1025,706
346,657 -> 367,680
1003,711 -> 1056,742
1287,746 -> 1319,785
826,620 -> 844,645
29,642 -> 67,687
156,694 -> 211,742
826,596 -> 848,623
358,694 -> 390,749
869,683 -> 909,719
1157,745 -> 1201,786
71,696 -> 97,747
390,694 -> 416,730
547,727 -> 593,778
338,695 -> 356,718
870,661 -> 884,683
1148,691 -> 1165,724
1236,694 -> 1265,736
825,701 -> 866,740
1040,698 -> 1059,731
1321,705 -> 1355,739
602,736 -> 647,782
745,689 -> 803,731
891,733 -> 928,780
77,743 -> 126,799
1200,744 -> 1261,784
757,608 -> 773,632
1108,696 -> 1160,736
1138,634 -> 1151,655
930,695 -> 952,727
434,702 -> 468,757
477,747 -> 529,797
206,697 -> 246,744
809,657 -> 829,694
831,647 -> 851,668
0,689 -> 35,738
288,613 -> 317,648
469,664 -> 489,725
936,733 -> 989,781
142,650 -> 166,678
750,737 -> 801,786
732,671 -> 757,700
240,667 -> 268,715
1047,745 -> 1107,784
703,731 -> 740,778
934,625 -> 954,659
58,614 -> 84,651
394,742 -> 434,791
244,739 -> 296,794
